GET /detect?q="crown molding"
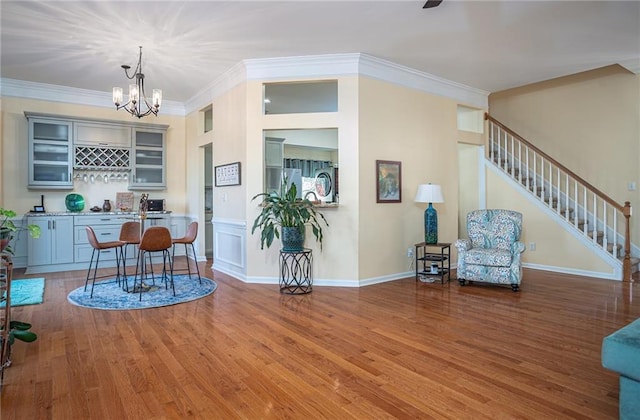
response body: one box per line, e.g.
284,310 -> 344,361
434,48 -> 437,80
358,54 -> 489,109
183,60 -> 247,115
618,58 -> 640,74
0,78 -> 185,116
242,53 -> 488,109
1,53 -> 489,115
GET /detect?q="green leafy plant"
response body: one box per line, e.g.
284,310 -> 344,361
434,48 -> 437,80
0,208 -> 41,254
1,320 -> 38,369
251,179 -> 328,250
3,320 -> 38,344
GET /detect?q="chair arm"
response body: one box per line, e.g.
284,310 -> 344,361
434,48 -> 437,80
455,239 -> 471,252
512,241 -> 526,254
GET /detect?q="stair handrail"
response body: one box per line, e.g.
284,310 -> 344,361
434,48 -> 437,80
485,112 -> 632,282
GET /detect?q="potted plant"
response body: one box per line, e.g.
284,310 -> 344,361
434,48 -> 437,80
0,208 -> 41,254
251,179 -> 328,251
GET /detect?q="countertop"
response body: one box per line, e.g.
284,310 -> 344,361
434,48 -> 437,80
26,211 -> 172,217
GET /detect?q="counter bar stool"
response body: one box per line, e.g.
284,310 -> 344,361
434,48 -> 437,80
171,221 -> 201,284
119,221 -> 141,292
84,226 -> 124,298
134,226 -> 174,301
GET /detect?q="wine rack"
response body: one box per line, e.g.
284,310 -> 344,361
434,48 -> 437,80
74,146 -> 130,170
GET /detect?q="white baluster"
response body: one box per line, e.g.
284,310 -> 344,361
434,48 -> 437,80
583,187 -> 588,234
603,201 -> 608,254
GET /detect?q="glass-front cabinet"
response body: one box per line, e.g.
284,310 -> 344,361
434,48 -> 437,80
28,118 -> 73,189
130,128 -> 166,190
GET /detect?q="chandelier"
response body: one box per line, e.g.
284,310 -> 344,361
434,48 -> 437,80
112,46 -> 162,118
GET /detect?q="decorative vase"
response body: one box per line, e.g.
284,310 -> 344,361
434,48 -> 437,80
65,193 -> 85,212
281,226 -> 305,252
424,202 -> 438,244
102,199 -> 112,212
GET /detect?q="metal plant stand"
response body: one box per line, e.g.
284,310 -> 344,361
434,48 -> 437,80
279,249 -> 313,294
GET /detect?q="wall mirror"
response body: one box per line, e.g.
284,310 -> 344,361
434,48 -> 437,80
263,128 -> 339,203
263,80 -> 338,114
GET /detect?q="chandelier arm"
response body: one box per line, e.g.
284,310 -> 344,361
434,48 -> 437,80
113,46 -> 160,118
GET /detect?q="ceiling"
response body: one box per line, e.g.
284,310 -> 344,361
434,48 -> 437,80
1,1 -> 639,104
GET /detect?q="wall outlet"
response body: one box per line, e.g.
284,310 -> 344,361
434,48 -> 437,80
529,242 -> 536,251
407,247 -> 414,258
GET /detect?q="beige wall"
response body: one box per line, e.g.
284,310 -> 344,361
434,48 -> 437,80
457,143 -> 482,240
358,77 -> 459,280
487,168 -> 613,275
489,65 -> 640,246
0,97 -> 186,213
245,76 -> 360,281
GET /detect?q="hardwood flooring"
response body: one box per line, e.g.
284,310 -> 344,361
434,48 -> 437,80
2,262 -> 639,419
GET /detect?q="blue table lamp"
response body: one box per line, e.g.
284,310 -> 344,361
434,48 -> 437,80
415,184 -> 444,244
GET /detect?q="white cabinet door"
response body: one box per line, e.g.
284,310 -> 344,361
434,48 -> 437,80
27,216 -> 74,266
27,217 -> 51,266
28,118 -> 73,189
130,128 -> 166,190
51,216 -> 74,263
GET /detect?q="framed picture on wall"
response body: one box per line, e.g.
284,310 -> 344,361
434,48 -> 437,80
376,160 -> 402,203
215,162 -> 241,187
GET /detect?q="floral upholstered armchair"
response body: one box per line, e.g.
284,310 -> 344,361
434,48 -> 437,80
455,209 -> 525,292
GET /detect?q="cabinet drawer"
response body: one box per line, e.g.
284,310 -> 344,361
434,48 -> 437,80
75,225 -> 121,244
75,244 -> 119,263
74,215 -> 129,226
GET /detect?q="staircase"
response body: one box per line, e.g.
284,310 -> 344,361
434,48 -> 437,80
485,113 -> 636,281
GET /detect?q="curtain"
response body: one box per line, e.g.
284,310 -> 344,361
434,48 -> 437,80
283,159 -> 331,177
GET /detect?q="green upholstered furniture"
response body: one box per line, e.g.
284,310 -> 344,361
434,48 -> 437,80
602,318 -> 640,419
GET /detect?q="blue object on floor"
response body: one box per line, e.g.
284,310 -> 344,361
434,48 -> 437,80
67,275 -> 217,310
0,278 -> 45,307
602,318 -> 640,420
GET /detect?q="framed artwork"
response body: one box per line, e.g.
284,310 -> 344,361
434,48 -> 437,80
215,162 -> 241,187
376,160 -> 402,203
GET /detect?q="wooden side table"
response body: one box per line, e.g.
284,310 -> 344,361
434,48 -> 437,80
279,249 -> 313,294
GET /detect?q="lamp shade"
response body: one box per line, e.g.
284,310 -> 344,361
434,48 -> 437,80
414,184 -> 444,203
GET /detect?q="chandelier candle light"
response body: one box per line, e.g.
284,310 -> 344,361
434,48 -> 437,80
113,46 -> 162,118
414,183 -> 444,244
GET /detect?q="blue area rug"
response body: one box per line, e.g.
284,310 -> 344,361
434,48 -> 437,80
67,275 -> 217,310
1,278 -> 45,308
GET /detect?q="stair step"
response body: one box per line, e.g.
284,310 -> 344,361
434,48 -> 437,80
588,231 -> 604,241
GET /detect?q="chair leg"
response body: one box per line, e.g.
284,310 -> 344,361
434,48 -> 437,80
134,250 -> 145,301
85,248 -> 97,294
189,243 -> 201,284
184,243 -> 192,278
90,250 -> 101,298
167,249 -> 175,296
122,244 -> 129,291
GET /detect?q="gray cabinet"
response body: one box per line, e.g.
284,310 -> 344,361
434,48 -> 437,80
27,216 -> 74,266
27,117 -> 73,189
74,122 -> 131,147
264,137 -> 284,193
73,215 -> 125,263
130,128 -> 166,190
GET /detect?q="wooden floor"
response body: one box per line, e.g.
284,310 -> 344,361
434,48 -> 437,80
2,261 -> 639,419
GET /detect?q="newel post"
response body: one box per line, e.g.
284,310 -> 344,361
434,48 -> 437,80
622,201 -> 632,282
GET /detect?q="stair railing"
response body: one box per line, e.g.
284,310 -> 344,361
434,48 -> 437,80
485,113 -> 632,282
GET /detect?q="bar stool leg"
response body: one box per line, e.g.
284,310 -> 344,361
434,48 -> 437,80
189,242 -> 201,284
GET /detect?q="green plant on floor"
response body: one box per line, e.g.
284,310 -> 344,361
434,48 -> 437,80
251,178 -> 328,250
0,208 -> 41,254
1,320 -> 38,369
